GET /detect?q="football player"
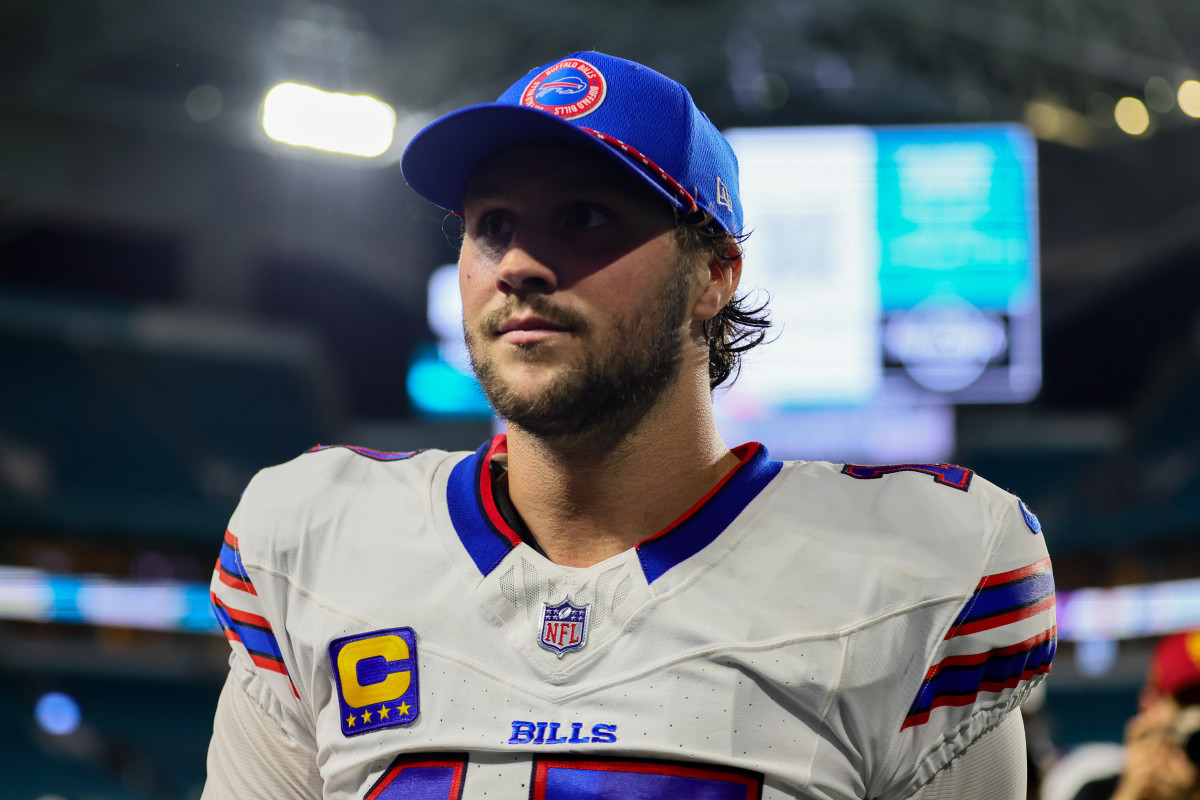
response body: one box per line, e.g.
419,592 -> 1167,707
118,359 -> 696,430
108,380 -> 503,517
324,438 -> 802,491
203,51 -> 1055,799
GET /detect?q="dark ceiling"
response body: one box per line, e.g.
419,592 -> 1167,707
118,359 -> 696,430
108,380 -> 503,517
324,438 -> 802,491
1,0 -> 1199,414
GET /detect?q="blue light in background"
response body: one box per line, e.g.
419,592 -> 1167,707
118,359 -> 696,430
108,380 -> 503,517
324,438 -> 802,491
34,692 -> 81,736
1075,638 -> 1119,678
408,263 -> 494,417
407,343 -> 492,417
0,567 -> 1194,643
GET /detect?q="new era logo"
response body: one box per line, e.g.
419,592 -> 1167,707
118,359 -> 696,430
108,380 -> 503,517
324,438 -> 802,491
715,176 -> 734,212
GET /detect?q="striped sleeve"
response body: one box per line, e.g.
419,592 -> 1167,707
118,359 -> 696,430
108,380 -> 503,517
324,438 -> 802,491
902,554 -> 1056,730
210,529 -> 300,699
902,495 -> 1056,734
887,493 -> 1055,799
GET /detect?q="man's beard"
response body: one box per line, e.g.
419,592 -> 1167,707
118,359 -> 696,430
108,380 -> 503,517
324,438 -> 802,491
465,263 -> 693,445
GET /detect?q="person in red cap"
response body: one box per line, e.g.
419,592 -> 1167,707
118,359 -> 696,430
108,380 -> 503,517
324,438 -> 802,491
1146,630 -> 1200,705
201,51 -> 1055,799
1068,630 -> 1200,800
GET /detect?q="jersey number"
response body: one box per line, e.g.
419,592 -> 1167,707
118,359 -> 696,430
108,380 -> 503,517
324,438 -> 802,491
841,463 -> 973,491
365,753 -> 763,800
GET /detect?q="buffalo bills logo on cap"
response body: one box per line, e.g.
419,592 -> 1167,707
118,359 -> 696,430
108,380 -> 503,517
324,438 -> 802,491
521,58 -> 606,119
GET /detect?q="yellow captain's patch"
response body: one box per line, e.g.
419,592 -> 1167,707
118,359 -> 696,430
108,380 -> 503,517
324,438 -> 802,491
329,628 -> 420,737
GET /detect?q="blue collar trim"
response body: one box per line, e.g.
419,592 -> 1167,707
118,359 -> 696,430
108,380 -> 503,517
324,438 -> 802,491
445,438 -> 782,582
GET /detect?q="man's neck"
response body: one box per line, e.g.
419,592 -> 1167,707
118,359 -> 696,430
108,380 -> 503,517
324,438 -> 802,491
502,377 -> 739,568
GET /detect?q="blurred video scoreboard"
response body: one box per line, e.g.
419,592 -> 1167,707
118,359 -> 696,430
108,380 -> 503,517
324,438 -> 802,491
719,123 -> 1039,409
713,123 -> 1039,460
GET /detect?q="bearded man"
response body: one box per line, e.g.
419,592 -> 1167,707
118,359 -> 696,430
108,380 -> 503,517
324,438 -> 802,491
203,51 -> 1055,800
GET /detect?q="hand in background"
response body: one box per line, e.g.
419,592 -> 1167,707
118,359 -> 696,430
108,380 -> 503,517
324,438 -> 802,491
1111,699 -> 1200,800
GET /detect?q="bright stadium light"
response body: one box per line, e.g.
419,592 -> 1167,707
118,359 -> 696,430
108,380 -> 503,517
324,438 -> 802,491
1179,80 -> 1200,118
262,82 -> 396,158
1114,96 -> 1150,135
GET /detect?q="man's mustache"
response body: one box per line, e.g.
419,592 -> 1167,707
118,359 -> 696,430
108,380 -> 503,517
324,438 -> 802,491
477,295 -> 591,336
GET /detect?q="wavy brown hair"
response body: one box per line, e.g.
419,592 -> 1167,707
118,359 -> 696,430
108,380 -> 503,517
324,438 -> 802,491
674,213 -> 772,390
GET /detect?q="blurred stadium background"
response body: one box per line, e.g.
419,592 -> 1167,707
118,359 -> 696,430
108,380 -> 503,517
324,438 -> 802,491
2,1 -> 1200,797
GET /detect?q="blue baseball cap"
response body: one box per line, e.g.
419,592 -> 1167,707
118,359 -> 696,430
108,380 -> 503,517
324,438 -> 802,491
401,51 -> 742,235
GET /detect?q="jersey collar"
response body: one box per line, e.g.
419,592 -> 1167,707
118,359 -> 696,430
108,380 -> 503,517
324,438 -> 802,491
446,434 -> 782,583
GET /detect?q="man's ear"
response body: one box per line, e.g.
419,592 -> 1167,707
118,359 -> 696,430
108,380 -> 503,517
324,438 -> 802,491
691,249 -> 743,321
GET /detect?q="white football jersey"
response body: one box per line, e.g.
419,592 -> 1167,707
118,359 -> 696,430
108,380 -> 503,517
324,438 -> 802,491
209,436 -> 1055,800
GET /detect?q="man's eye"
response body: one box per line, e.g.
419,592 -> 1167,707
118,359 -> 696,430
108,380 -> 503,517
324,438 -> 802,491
478,212 -> 512,239
565,205 -> 611,229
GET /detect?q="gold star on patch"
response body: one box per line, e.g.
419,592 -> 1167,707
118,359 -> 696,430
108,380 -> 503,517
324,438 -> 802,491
377,705 -> 391,719
362,708 -> 373,723
395,701 -> 412,717
346,714 -> 357,727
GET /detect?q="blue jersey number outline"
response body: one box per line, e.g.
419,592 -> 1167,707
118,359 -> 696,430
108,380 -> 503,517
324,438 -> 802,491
365,754 -> 466,800
841,463 -> 973,491
363,753 -> 762,799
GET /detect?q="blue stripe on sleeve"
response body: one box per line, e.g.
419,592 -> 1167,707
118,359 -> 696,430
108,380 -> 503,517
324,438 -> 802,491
953,570 -> 1054,626
212,603 -> 285,662
907,636 -> 1056,717
219,541 -> 251,582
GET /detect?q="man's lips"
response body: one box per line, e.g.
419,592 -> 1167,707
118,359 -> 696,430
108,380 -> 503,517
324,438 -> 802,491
497,316 -> 570,334
495,316 -> 573,345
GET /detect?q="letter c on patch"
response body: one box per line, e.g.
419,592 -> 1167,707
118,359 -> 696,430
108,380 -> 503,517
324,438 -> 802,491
337,634 -> 410,708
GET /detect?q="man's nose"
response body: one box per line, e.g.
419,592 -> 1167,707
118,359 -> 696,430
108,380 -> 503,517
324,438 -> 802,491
494,241 -> 558,296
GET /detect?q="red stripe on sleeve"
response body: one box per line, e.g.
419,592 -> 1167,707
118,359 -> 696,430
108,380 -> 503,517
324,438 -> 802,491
248,654 -> 301,698
215,557 -> 258,595
249,652 -> 289,675
949,595 -> 1056,638
902,661 -> 1053,729
210,592 -> 274,631
977,557 -> 1053,589
926,627 -> 1057,679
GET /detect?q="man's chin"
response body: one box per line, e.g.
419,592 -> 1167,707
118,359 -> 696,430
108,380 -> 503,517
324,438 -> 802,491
498,341 -> 576,369
478,370 -> 603,440
489,363 -> 573,397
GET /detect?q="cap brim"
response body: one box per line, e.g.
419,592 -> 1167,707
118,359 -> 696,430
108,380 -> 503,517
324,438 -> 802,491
400,104 -> 683,216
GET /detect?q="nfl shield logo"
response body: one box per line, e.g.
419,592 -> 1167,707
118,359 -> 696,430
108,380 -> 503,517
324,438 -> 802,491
539,596 -> 590,657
